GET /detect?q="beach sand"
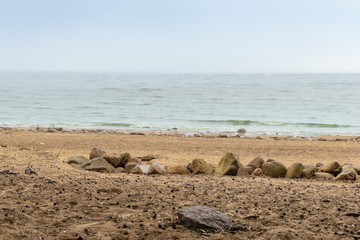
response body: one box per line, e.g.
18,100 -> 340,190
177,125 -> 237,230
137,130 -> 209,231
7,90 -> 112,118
0,129 -> 359,239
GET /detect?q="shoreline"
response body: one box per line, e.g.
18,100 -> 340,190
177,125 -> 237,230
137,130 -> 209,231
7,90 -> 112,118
1,125 -> 360,138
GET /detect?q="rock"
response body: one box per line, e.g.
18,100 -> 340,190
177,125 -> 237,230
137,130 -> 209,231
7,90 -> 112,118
335,170 -> 356,180
67,156 -> 89,165
319,161 -> 342,174
130,165 -> 151,174
252,168 -> 263,176
187,163 -> 193,173
129,157 -> 142,164
237,165 -> 253,176
103,154 -> 122,167
125,162 -> 139,173
247,156 -> 265,171
315,163 -> 324,172
81,157 -> 115,173
285,162 -> 304,178
302,165 -> 316,179
315,172 -> 334,180
177,206 -> 232,231
165,165 -> 190,174
112,167 -> 126,173
342,165 -> 358,175
343,163 -> 360,175
215,153 -> 242,176
147,163 -> 166,175
89,147 -> 106,160
237,128 -> 246,134
119,153 -> 131,168
191,158 -> 213,174
262,160 -> 287,178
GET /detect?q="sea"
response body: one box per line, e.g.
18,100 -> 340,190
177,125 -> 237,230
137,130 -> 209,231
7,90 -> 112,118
0,72 -> 359,136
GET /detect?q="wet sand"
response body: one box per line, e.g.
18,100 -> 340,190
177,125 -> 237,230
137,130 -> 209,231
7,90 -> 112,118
0,129 -> 360,239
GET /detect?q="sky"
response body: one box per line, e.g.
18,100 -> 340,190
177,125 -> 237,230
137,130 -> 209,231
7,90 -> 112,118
0,0 -> 360,73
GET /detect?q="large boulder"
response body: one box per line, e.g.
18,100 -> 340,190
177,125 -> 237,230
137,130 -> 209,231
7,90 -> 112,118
285,162 -> 304,178
130,165 -> 151,174
215,153 -> 241,176
237,165 -> 253,176
89,147 -> 106,160
165,165 -> 190,174
67,155 -> 89,165
147,163 -> 167,175
80,157 -> 115,173
247,156 -> 265,171
262,160 -> 287,178
319,161 -> 342,174
315,172 -> 334,180
178,206 -> 232,231
302,165 -> 316,179
192,158 -> 213,174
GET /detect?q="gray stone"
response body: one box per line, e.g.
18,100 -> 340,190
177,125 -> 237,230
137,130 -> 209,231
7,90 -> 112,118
335,170 -> 356,180
315,172 -> 334,180
125,162 -> 139,173
343,163 -> 360,175
178,206 -> 232,231
67,155 -> 89,165
89,147 -> 106,160
237,128 -> 246,134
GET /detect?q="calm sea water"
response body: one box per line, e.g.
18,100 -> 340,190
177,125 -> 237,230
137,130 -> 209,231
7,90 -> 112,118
0,72 -> 359,135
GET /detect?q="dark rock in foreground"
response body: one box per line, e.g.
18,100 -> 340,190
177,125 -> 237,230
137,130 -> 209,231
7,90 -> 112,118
178,206 -> 232,231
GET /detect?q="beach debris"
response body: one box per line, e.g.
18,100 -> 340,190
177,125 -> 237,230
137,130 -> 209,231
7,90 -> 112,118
130,132 -> 145,135
112,167 -> 126,173
315,172 -> 334,180
165,164 -> 190,174
215,152 -> 241,176
302,165 -> 316,179
0,170 -> 18,176
130,165 -> 151,174
237,165 -> 254,176
319,161 -> 342,175
285,162 -> 304,178
25,164 -> 38,175
80,157 -> 115,173
252,168 -> 263,176
237,128 -> 246,134
67,155 -> 89,165
262,159 -> 287,178
247,156 -> 265,171
89,147 -> 106,160
177,206 -> 232,231
147,162 -> 166,175
191,158 -> 212,174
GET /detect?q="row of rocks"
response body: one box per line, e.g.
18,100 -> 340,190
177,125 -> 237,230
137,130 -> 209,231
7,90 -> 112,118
68,147 -> 360,181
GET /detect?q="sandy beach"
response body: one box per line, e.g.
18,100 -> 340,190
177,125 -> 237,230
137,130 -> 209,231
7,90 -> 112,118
1,128 -> 360,239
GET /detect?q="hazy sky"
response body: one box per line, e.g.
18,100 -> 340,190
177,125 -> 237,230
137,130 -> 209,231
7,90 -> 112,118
1,0 -> 359,73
